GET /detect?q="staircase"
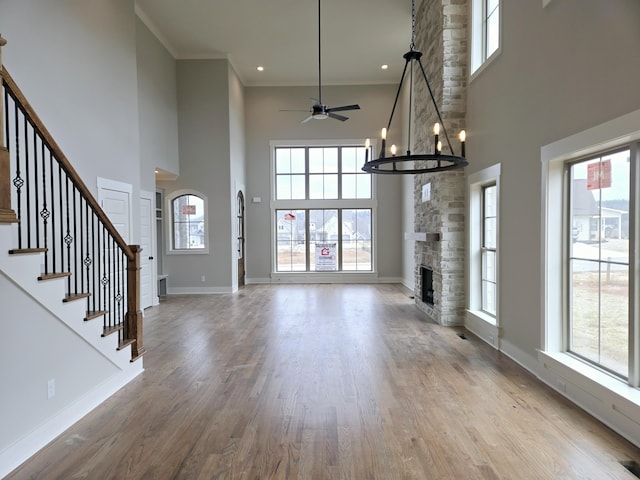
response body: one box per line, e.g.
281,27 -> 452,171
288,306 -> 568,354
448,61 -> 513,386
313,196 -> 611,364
0,36 -> 145,477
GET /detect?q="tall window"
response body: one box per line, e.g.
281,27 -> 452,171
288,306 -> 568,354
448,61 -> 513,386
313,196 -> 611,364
166,190 -> 209,254
467,164 -> 500,326
567,149 -> 630,377
471,0 -> 501,75
481,184 -> 497,315
273,144 -> 373,273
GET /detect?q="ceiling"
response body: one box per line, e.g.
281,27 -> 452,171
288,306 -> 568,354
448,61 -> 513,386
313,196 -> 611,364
134,0 -> 413,87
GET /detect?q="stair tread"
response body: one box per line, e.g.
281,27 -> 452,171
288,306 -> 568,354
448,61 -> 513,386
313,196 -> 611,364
63,292 -> 91,302
118,338 -> 136,351
85,310 -> 109,321
102,324 -> 123,337
39,272 -> 71,281
9,248 -> 47,255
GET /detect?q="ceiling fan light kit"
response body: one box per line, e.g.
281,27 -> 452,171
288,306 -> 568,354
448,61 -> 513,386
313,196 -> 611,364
361,0 -> 468,175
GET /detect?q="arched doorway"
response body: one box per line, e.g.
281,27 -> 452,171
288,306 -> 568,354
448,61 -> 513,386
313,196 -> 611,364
237,191 -> 245,288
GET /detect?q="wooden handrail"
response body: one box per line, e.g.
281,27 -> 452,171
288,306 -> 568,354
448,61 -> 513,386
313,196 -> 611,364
1,66 -> 133,259
0,35 -> 18,224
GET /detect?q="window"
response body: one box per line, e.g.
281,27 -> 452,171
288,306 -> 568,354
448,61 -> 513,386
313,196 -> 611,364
467,164 -> 500,328
567,150 -> 630,377
166,190 -> 209,254
275,146 -> 371,201
272,143 -> 374,274
471,0 -> 501,75
481,184 -> 497,315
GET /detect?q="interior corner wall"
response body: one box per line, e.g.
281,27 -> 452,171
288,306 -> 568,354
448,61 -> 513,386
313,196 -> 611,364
161,59 -> 233,293
244,84 -> 403,283
465,0 -> 640,366
0,0 -> 142,242
136,17 -> 179,193
228,64 -> 247,289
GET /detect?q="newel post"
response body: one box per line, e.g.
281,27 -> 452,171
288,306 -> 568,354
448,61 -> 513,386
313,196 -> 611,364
126,245 -> 146,361
0,35 -> 18,224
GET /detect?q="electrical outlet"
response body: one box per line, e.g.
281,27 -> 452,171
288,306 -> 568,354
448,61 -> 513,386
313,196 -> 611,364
201,275 -> 206,282
47,378 -> 56,399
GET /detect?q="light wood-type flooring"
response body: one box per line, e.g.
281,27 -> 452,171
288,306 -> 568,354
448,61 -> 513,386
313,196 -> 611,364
7,284 -> 640,479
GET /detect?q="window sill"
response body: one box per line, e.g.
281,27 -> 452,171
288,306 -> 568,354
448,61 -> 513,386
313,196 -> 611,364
167,248 -> 210,255
538,351 -> 640,429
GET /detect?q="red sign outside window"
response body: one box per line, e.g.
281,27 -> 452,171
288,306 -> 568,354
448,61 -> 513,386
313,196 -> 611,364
587,159 -> 612,190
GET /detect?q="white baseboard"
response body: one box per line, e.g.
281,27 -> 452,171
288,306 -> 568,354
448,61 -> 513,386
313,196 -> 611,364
0,365 -> 143,479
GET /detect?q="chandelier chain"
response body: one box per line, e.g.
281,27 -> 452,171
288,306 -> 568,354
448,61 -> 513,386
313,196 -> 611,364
410,0 -> 416,50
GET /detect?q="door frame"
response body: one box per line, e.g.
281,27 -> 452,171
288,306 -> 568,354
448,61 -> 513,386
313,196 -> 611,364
140,189 -> 158,307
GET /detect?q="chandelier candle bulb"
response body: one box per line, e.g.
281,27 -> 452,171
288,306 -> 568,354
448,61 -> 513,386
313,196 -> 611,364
391,144 -> 397,156
459,130 -> 466,157
365,138 -> 371,162
437,141 -> 442,154
381,128 -> 387,158
433,123 -> 440,154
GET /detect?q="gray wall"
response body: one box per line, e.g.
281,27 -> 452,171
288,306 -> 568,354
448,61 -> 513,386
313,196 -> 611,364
136,17 -> 180,192
159,59 -> 234,293
466,0 -> 640,363
244,84 -> 404,282
0,0 -> 141,241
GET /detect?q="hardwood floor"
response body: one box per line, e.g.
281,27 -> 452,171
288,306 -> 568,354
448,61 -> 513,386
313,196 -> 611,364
7,284 -> 640,479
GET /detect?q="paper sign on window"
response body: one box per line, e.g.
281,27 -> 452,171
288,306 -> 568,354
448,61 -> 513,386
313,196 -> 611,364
315,243 -> 337,271
587,159 -> 612,190
182,205 -> 196,215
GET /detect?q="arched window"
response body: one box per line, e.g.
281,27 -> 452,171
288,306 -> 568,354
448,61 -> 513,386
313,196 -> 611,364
166,190 -> 209,254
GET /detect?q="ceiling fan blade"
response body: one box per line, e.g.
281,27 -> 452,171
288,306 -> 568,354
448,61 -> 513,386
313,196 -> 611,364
326,104 -> 360,113
327,112 -> 349,122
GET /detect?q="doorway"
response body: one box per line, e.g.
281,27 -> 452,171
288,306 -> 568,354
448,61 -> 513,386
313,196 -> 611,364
237,191 -> 245,288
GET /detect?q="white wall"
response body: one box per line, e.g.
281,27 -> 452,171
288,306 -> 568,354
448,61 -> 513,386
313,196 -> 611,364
136,17 -> 179,193
466,1 -> 640,366
244,84 -> 403,282
0,0 -> 142,242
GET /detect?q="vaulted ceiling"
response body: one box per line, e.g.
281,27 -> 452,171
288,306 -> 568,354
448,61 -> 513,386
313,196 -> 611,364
135,0 -> 412,87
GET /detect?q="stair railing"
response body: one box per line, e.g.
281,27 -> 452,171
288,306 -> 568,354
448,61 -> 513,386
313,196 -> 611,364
0,36 -> 144,362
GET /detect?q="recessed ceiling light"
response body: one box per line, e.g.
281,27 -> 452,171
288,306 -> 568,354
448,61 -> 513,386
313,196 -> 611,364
257,66 -> 264,72
381,64 -> 389,70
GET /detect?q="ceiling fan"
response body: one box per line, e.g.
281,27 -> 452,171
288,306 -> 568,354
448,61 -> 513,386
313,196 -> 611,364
283,0 -> 360,123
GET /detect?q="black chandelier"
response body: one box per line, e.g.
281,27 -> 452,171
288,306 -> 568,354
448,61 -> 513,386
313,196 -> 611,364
361,0 -> 467,175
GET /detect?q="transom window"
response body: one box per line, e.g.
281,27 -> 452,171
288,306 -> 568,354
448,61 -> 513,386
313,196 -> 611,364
272,143 -> 374,274
276,146 -> 371,200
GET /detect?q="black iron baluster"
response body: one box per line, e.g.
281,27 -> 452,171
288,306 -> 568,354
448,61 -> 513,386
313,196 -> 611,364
72,186 -> 78,295
64,177 -> 72,293
40,139 -> 50,274
84,201 -> 91,311
24,116 -> 31,248
12,100 -> 23,248
32,122 -> 39,248
49,151 -> 56,274
58,163 -> 63,275
91,212 -> 97,314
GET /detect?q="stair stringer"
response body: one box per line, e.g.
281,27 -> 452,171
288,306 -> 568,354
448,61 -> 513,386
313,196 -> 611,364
0,223 -> 135,371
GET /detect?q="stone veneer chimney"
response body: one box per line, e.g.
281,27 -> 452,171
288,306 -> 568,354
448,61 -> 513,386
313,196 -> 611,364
413,0 -> 468,326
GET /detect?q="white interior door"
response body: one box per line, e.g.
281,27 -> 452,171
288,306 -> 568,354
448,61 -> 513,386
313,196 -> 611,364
139,191 -> 155,309
97,178 -> 132,243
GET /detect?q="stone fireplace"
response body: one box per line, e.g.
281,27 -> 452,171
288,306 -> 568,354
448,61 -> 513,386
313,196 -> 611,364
412,0 -> 468,326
